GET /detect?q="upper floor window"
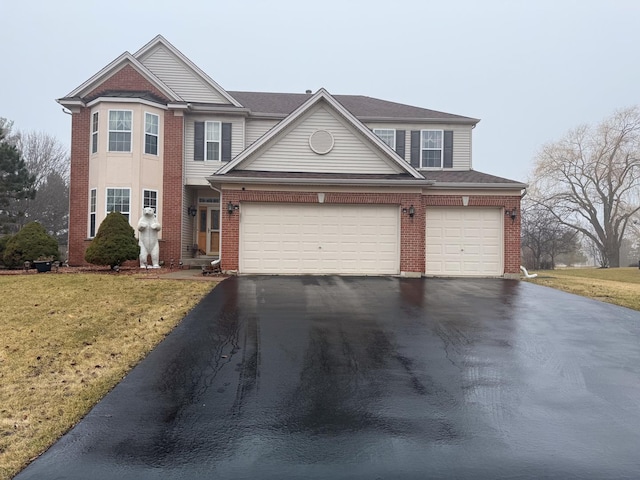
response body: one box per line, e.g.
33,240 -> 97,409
106,188 -> 130,221
108,110 -> 132,152
91,112 -> 99,154
206,121 -> 221,161
89,188 -> 97,237
144,113 -> 159,155
373,129 -> 395,150
143,189 -> 158,214
421,130 -> 443,168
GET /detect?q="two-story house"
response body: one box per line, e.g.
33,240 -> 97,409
58,35 -> 525,277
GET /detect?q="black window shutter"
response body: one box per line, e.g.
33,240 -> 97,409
222,123 -> 232,162
410,131 -> 420,168
395,130 -> 405,160
194,122 -> 204,161
443,130 -> 453,168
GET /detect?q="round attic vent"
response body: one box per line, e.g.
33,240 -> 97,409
309,130 -> 334,155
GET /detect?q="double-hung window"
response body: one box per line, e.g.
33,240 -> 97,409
143,189 -> 158,214
89,189 -> 97,237
421,130 -> 443,168
108,110 -> 132,152
205,121 -> 221,161
373,129 -> 396,150
144,113 -> 159,155
91,112 -> 99,154
106,188 -> 131,221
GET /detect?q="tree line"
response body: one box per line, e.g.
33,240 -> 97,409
0,118 -> 69,246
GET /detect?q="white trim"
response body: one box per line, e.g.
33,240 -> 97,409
144,112 -> 160,156
373,128 -> 396,150
142,188 -> 159,214
62,52 -> 180,101
205,121 -> 221,161
216,89 -> 424,179
420,129 -> 443,168
89,188 -> 97,238
108,109 -> 133,153
91,111 -> 99,155
86,97 -> 168,110
209,175 -> 433,187
133,35 -> 242,107
105,187 -> 131,221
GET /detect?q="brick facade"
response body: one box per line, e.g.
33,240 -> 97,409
66,65 -> 181,266
220,189 -> 521,275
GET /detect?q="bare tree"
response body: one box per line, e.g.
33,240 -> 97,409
521,202 -> 582,269
15,131 -> 69,187
530,107 -> 640,267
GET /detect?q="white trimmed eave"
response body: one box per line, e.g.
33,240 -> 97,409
86,97 -> 168,109
207,175 -> 434,187
133,35 -> 243,108
428,182 -> 528,190
62,52 -> 181,102
217,89 -> 425,179
358,116 -> 480,126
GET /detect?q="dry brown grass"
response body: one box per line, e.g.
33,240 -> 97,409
527,267 -> 640,311
0,272 -> 218,480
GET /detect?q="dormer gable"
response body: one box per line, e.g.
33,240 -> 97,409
216,89 -> 424,178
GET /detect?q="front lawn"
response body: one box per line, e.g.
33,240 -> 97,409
0,273 -> 217,480
527,267 -> 640,311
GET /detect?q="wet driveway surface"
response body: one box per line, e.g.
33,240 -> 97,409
16,277 -> 640,479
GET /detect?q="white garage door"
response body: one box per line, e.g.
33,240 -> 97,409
240,203 -> 400,275
425,207 -> 503,276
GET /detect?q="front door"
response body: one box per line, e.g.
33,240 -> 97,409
197,206 -> 220,256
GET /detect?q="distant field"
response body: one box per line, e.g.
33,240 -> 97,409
527,267 -> 640,311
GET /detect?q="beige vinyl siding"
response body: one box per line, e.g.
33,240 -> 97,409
138,45 -> 231,104
242,105 -> 403,174
184,115 -> 245,184
365,122 -> 473,169
245,118 -> 280,147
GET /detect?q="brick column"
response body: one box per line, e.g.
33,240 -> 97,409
161,111 -> 184,265
67,108 -> 90,266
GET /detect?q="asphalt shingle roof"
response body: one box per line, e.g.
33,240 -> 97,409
425,170 -> 525,185
228,91 -> 478,123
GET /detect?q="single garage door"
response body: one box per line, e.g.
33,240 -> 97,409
425,207 -> 503,276
240,203 -> 400,275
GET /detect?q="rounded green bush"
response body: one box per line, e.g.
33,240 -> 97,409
84,212 -> 139,269
2,222 -> 59,268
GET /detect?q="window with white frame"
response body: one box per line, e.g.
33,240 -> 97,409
91,112 -> 99,154
205,121 -> 221,161
106,188 -> 131,221
373,129 -> 395,149
143,189 -> 158,213
144,113 -> 159,155
421,130 -> 443,168
89,189 -> 97,237
108,110 -> 132,152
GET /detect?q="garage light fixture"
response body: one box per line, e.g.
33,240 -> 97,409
505,207 -> 517,222
402,205 -> 416,218
227,201 -> 239,214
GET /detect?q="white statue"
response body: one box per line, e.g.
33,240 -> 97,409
138,207 -> 161,268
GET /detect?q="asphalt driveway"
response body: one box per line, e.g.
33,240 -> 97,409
15,276 -> 640,479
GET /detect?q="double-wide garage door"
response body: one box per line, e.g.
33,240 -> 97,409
425,207 -> 503,276
240,203 -> 400,275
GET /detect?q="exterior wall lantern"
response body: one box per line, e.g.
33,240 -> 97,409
403,205 -> 416,218
505,207 -> 517,222
227,201 -> 239,214
187,205 -> 198,217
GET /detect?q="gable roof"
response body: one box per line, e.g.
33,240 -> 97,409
215,88 -> 425,179
229,91 -> 479,124
59,52 -> 180,103
134,35 -> 242,107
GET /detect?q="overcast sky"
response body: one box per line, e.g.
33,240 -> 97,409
2,0 -> 639,183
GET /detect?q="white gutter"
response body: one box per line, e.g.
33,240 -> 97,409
207,176 -> 435,187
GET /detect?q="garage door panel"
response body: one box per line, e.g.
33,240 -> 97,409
426,207 -> 503,276
240,203 -> 399,274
